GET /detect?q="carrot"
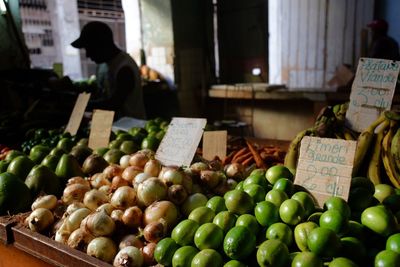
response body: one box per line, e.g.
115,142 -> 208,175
232,147 -> 249,161
232,152 -> 252,163
246,140 -> 266,169
222,151 -> 236,165
242,155 -> 254,167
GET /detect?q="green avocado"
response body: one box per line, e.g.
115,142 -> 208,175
94,147 -> 109,156
7,155 -> 35,180
0,172 -> 31,215
103,148 -> 125,164
25,165 -> 62,197
55,154 -> 84,183
56,137 -> 74,152
29,144 -> 51,164
49,147 -> 66,157
69,145 -> 93,165
41,154 -> 60,172
5,150 -> 25,162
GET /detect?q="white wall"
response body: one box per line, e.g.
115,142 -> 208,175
122,0 -> 142,64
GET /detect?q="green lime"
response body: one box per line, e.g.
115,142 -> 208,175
235,214 -> 260,235
361,205 -> 397,237
291,251 -> 323,267
243,183 -> 266,203
279,199 -> 305,226
328,257 -> 358,267
191,249 -> 223,267
307,227 -> 341,258
181,193 -> 208,217
224,190 -> 254,215
172,245 -> 198,267
340,236 -> 367,265
374,250 -> 400,267
273,178 -> 294,196
223,226 -> 256,260
291,191 -> 316,217
254,201 -> 280,227
256,239 -> 289,267
319,209 -> 349,236
188,206 -> 215,225
243,173 -> 268,188
235,181 -> 244,190
154,237 -> 180,266
386,233 -> 400,254
294,221 -> 318,252
171,219 -> 199,246
265,189 -> 288,207
213,211 -> 237,234
265,165 -> 293,184
346,220 -> 366,242
323,196 -> 351,219
141,136 -> 160,151
374,184 -> 396,203
307,212 -> 323,224
223,260 -> 246,267
266,222 -> 293,246
194,223 -> 223,250
351,176 -> 375,195
206,196 -> 227,213
348,186 -> 374,211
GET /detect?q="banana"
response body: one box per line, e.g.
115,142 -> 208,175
352,112 -> 387,176
390,127 -> 400,172
343,126 -> 357,141
381,120 -> 400,188
284,128 -> 312,172
367,120 -> 390,185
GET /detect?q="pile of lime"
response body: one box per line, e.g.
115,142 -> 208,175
154,165 -> 400,267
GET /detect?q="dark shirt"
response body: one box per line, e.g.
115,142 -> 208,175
369,35 -> 400,61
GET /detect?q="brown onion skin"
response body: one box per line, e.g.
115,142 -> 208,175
143,220 -> 167,243
62,184 -> 90,204
168,185 -> 188,205
122,206 -> 143,228
143,201 -> 179,231
129,153 -> 149,169
111,175 -> 130,191
67,176 -> 90,187
141,242 -> 157,266
121,166 -> 142,182
143,159 -> 162,177
103,164 -> 123,179
119,234 -> 144,250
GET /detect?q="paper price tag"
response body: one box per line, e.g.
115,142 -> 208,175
156,117 -> 207,166
202,131 -> 227,160
65,92 -> 91,135
88,109 -> 115,150
294,136 -> 356,207
346,58 -> 400,132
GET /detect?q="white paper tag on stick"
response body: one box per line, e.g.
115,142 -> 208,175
156,117 -> 207,166
88,109 -> 115,150
294,136 -> 357,208
202,131 -> 227,160
65,92 -> 91,135
346,58 -> 399,132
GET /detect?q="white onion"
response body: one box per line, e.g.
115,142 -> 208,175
55,228 -> 70,244
132,173 -> 151,189
137,178 -> 167,207
129,153 -> 149,169
143,201 -> 179,230
90,173 -> 111,189
67,176 -> 90,187
87,237 -> 117,263
83,211 -> 115,237
143,159 -> 162,177
111,209 -> 124,223
65,208 -> 91,233
67,228 -> 94,251
190,162 -> 209,174
83,189 -> 109,211
113,246 -> 144,267
31,195 -> 58,211
122,206 -> 143,228
143,220 -> 167,243
110,186 -> 137,210
119,155 -> 131,169
28,208 -> 54,233
103,164 -> 123,179
96,203 -> 115,215
168,184 -> 188,205
122,166 -> 142,182
62,184 -> 91,205
98,185 -> 111,194
111,175 -> 130,191
119,234 -> 144,250
64,202 -> 86,218
159,168 -> 184,187
225,163 -> 244,179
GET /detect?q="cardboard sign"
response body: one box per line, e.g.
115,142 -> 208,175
65,93 -> 91,135
294,136 -> 356,207
88,109 -> 115,149
346,58 -> 400,132
202,131 -> 227,160
156,117 -> 207,166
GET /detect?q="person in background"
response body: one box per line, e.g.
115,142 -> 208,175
367,19 -> 400,61
71,21 -> 146,120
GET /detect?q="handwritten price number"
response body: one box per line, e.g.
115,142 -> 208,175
352,87 -> 390,109
301,165 -> 343,196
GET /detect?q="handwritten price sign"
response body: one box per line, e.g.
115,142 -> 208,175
155,117 -> 207,167
346,58 -> 400,132
294,136 -> 356,207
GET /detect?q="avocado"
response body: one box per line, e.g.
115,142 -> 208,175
56,137 -> 74,152
25,165 -> 62,197
94,147 -> 109,156
29,144 -> 51,164
55,154 -> 84,183
41,154 -> 60,172
0,172 -> 31,215
0,160 -> 10,174
5,150 -> 25,162
103,149 -> 125,164
49,147 -> 66,157
70,145 -> 93,165
82,154 -> 109,175
7,155 -> 35,180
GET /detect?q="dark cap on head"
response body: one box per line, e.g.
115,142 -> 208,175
71,21 -> 114,48
367,19 -> 389,32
